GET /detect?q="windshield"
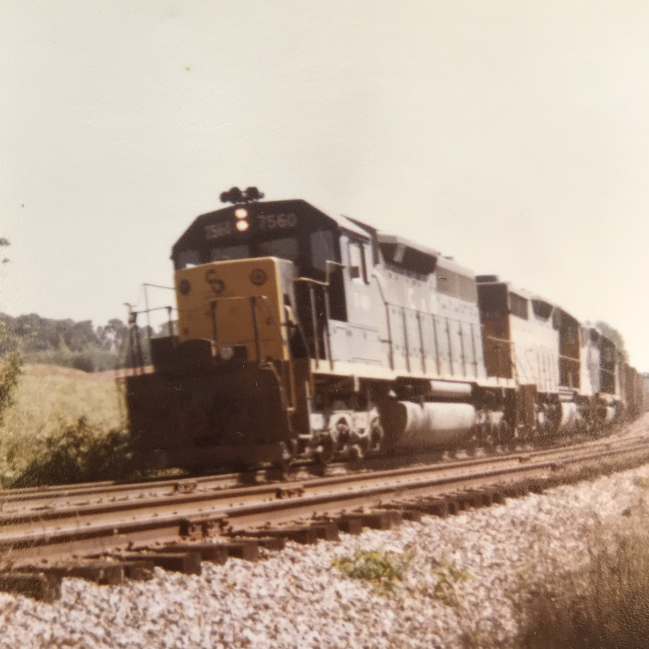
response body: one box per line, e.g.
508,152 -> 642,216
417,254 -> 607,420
175,237 -> 301,269
210,244 -> 251,261
256,237 -> 298,261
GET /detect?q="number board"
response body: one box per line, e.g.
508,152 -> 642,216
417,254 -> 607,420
205,221 -> 234,241
256,212 -> 298,231
204,212 -> 299,242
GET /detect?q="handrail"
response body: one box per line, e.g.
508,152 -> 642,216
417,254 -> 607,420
292,275 -> 335,369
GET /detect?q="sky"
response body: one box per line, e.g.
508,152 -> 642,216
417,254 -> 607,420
1,1 -> 649,369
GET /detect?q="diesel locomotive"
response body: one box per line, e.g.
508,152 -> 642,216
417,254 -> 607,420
125,192 -> 645,471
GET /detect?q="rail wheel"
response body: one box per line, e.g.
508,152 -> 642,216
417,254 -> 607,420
314,435 -> 334,465
369,418 -> 384,454
347,443 -> 365,462
497,420 -> 514,448
271,442 -> 293,472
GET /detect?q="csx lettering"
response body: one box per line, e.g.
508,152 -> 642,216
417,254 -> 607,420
256,212 -> 297,231
205,221 -> 233,241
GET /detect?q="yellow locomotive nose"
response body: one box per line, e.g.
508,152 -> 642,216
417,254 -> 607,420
174,257 -> 288,363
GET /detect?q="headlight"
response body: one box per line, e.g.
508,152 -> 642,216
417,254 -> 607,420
219,346 -> 234,360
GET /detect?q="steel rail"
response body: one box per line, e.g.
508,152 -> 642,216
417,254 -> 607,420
1,434 -> 649,568
1,427 -> 640,515
0,434 -> 642,531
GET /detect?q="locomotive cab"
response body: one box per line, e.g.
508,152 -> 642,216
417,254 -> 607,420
168,199 -> 358,365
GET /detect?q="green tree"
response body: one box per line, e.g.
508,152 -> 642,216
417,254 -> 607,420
0,331 -> 22,424
0,237 -> 22,423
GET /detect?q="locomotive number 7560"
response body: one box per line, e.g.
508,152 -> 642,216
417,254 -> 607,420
256,212 -> 298,231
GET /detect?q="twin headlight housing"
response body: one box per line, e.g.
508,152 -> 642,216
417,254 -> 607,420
235,207 -> 249,231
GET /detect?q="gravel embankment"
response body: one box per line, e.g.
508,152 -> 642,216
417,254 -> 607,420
2,426 -> 649,648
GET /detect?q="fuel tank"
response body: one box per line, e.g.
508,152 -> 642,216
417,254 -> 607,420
379,400 -> 476,449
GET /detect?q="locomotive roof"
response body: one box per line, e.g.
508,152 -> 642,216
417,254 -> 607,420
171,199 -> 370,256
173,198 -> 470,277
476,275 -> 585,324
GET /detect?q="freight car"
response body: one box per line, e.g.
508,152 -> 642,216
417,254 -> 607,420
125,192 -> 642,471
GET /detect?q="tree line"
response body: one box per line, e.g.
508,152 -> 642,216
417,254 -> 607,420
0,313 -> 159,372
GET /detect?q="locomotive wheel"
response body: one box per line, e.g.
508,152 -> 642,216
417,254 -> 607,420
347,444 -> 365,462
369,418 -> 384,453
271,442 -> 292,472
314,436 -> 334,465
497,420 -> 513,447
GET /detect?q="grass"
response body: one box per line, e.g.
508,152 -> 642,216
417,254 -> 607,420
511,528 -> 649,649
0,364 -> 128,486
459,500 -> 649,649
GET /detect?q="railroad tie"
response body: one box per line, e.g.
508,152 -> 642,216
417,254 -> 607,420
411,499 -> 451,518
244,526 -> 319,545
361,510 -> 402,530
255,536 -> 286,550
502,482 -> 530,499
336,517 -> 363,535
156,540 -> 260,562
0,572 -> 61,602
153,543 -> 229,565
121,560 -> 156,581
380,505 -> 422,522
19,562 -> 125,586
224,534 -> 287,551
114,552 -> 202,575
211,540 -> 260,561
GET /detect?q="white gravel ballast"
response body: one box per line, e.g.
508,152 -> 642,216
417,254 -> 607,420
2,458 -> 649,649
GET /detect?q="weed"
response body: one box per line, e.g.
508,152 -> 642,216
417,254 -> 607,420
429,558 -> 472,607
633,475 -> 649,490
332,549 -> 409,594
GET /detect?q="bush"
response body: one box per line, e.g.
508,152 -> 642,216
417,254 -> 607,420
0,351 -> 22,425
6,417 -> 133,488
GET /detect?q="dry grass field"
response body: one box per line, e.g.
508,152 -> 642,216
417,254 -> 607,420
0,364 -> 127,485
509,518 -> 649,649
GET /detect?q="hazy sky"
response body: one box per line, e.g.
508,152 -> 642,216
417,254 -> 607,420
2,1 -> 649,369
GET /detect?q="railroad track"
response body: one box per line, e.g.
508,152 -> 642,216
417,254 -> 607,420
0,425 -> 629,514
1,420 -> 648,601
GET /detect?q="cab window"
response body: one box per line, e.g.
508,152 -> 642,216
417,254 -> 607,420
509,293 -> 529,320
348,240 -> 368,283
176,249 -> 202,270
256,237 -> 299,261
310,230 -> 335,272
210,244 -> 250,261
